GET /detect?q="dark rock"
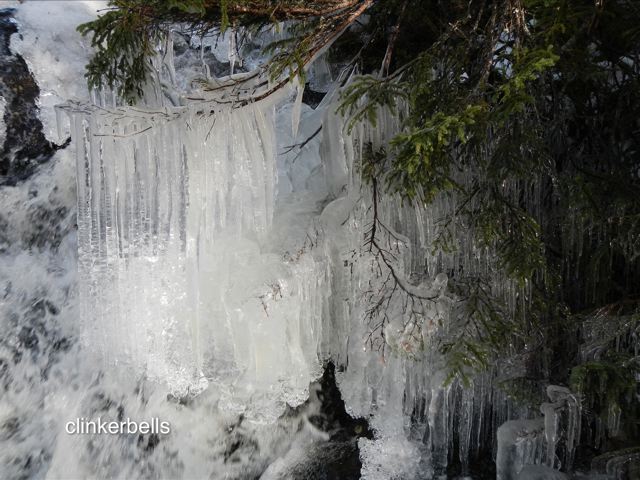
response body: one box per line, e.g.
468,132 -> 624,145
312,362 -> 374,441
138,432 -> 160,452
285,440 -> 362,480
18,325 -> 39,351
278,362 -> 373,479
0,415 -> 20,440
223,430 -> 259,464
0,8 -> 67,185
302,84 -> 327,109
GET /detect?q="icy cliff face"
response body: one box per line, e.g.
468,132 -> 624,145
313,95 -> 527,478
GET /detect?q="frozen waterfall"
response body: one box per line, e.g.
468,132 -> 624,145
51,26 -> 587,478
3,5 -> 622,479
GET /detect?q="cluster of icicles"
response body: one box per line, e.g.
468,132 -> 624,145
57,29 -> 589,479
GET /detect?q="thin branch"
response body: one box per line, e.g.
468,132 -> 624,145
380,0 -> 409,77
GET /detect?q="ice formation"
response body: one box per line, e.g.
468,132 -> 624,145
2,3 -> 616,478
312,85 -> 552,477
1,6 -> 343,477
58,27 -> 574,476
541,385 -> 582,469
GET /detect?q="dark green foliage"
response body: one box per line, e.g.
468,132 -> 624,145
571,354 -> 640,442
77,1 -> 374,99
77,4 -> 157,101
442,276 -> 516,386
568,312 -> 640,441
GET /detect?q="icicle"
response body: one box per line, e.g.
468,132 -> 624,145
540,402 -> 559,468
458,384 -> 473,476
54,104 -> 66,143
228,27 -> 237,75
164,33 -> 177,86
607,403 -> 621,437
543,385 -> 582,470
200,35 -> 210,80
291,75 -> 304,138
428,385 -> 451,476
565,391 -> 582,470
